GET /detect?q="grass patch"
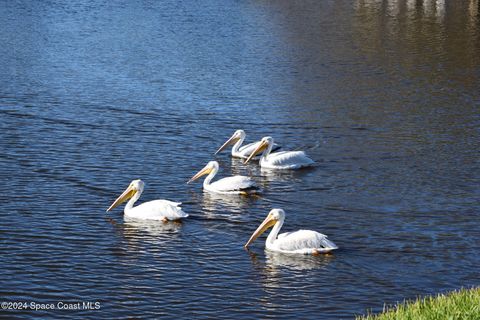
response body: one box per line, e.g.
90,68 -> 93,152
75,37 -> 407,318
357,287 -> 480,320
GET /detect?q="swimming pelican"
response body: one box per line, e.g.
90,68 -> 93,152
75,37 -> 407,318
245,209 -> 338,255
106,179 -> 188,221
244,136 -> 314,169
187,160 -> 258,195
215,129 -> 281,159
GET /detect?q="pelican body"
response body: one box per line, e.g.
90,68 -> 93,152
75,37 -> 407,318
188,161 -> 258,195
245,209 -> 338,255
215,129 -> 281,160
245,136 -> 314,169
106,179 -> 188,221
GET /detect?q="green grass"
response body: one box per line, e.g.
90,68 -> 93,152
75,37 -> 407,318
357,287 -> 480,320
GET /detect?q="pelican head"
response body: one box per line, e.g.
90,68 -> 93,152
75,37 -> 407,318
244,208 -> 285,248
187,161 -> 219,184
215,129 -> 246,154
106,179 -> 144,212
244,136 -> 274,164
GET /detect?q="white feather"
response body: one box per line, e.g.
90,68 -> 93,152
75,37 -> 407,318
208,176 -> 257,193
191,161 -> 258,195
261,151 -> 314,169
125,200 -> 188,221
272,230 -> 338,254
251,137 -> 314,169
236,141 -> 281,159
247,209 -> 338,255
107,179 -> 188,222
216,130 -> 280,159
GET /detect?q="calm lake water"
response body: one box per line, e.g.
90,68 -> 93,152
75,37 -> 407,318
1,0 -> 479,319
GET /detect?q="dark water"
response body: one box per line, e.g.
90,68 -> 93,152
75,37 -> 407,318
1,0 -> 479,319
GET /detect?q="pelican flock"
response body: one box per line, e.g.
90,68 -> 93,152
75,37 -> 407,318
244,209 -> 338,255
106,179 -> 188,221
106,130 -> 338,257
187,160 -> 258,195
245,136 -> 315,169
215,129 -> 281,159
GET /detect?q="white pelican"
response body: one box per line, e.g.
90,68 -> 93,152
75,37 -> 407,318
215,129 -> 281,160
244,209 -> 338,255
187,160 -> 258,195
244,136 -> 314,169
106,179 -> 188,221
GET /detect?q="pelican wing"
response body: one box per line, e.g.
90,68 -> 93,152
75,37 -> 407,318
126,200 -> 188,221
209,175 -> 257,192
264,151 -> 314,169
274,230 -> 337,253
